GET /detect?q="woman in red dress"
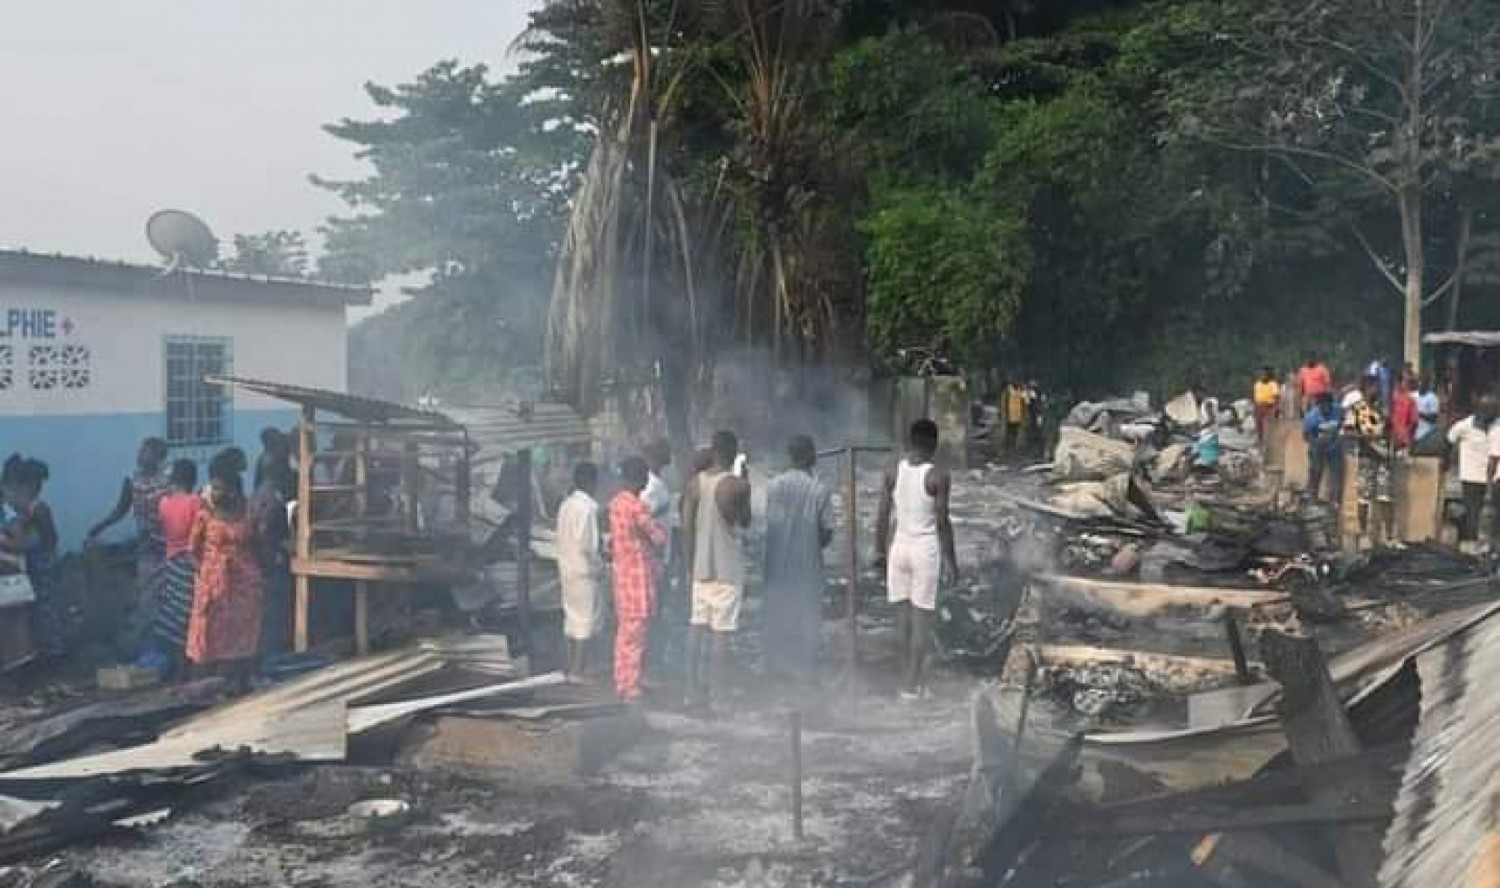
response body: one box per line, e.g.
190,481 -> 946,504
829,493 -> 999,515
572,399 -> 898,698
186,468 -> 264,684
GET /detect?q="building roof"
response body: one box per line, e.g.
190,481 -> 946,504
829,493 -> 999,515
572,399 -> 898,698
208,376 -> 459,430
0,250 -> 372,308
1379,604 -> 1500,887
1422,331 -> 1500,347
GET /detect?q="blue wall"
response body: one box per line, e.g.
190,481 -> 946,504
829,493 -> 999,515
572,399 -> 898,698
0,408 -> 298,551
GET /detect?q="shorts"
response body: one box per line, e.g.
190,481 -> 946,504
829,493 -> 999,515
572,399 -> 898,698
560,575 -> 602,641
887,536 -> 940,611
690,580 -> 743,633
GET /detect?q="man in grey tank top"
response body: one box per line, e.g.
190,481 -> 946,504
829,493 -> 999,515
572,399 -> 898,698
681,430 -> 752,709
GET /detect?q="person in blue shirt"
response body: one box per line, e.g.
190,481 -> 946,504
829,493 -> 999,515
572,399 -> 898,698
1415,376 -> 1441,443
1304,392 -> 1346,504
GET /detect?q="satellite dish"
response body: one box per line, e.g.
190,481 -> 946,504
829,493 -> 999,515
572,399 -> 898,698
146,209 -> 218,272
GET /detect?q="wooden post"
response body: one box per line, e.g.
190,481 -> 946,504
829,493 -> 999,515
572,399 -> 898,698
846,447 -> 859,677
294,406 -> 315,653
516,448 -> 533,653
1223,610 -> 1252,685
1260,630 -> 1384,888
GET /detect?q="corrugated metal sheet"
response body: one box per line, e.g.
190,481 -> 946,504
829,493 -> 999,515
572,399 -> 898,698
445,404 -> 591,461
444,403 -> 591,545
1379,610 -> 1500,887
1422,331 -> 1500,348
208,375 -> 460,429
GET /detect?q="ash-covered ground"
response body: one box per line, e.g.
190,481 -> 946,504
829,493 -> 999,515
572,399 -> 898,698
63,633 -> 978,888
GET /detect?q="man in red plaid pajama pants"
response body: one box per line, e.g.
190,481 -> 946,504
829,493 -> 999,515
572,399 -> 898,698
609,457 -> 668,701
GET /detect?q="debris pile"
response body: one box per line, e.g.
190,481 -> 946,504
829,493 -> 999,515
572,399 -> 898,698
0,637 -> 584,865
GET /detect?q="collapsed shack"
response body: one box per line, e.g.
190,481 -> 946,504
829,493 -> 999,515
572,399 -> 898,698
206,377 -> 592,658
210,376 -> 474,656
443,402 -> 592,652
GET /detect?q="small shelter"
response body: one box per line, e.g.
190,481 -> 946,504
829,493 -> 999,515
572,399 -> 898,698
1422,330 -> 1500,413
209,376 -> 472,655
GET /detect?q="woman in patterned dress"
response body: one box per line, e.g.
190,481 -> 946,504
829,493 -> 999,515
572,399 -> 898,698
186,465 -> 264,686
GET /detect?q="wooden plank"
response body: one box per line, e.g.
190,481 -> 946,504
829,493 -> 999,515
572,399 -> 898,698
1033,575 -> 1287,617
1261,630 -> 1386,888
292,557 -> 468,584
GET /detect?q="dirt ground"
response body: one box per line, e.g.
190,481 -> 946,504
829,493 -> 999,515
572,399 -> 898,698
60,617 -> 979,888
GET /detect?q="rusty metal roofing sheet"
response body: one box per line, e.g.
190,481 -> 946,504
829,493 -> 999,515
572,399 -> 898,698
1379,610 -> 1500,887
208,376 -> 460,429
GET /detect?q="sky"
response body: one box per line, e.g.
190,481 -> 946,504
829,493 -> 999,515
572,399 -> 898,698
0,0 -> 538,316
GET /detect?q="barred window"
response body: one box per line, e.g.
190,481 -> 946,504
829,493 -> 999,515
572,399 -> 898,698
164,336 -> 232,446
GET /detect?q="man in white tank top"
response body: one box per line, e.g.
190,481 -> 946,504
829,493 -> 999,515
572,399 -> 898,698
875,419 -> 958,699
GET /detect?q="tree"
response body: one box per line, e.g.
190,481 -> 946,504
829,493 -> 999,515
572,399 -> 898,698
316,61 -> 581,398
862,185 -> 1029,366
219,230 -> 310,278
1181,0 -> 1500,369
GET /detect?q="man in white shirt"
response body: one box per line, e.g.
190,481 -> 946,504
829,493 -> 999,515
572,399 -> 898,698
1447,398 -> 1499,549
556,462 -> 604,681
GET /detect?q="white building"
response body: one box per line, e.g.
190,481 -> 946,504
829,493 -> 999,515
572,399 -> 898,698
0,250 -> 371,548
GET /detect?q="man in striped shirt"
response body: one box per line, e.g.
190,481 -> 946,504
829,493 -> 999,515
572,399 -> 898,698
763,435 -> 835,682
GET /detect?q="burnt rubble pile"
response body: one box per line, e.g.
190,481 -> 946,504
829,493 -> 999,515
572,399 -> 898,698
907,391 -> 1500,888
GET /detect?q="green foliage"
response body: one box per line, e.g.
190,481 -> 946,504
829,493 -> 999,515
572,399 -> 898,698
318,61 -> 583,400
824,34 -> 1001,183
218,230 -> 309,278
862,186 -> 1028,367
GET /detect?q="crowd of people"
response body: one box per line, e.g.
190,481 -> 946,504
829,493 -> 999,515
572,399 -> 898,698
1244,353 -> 1500,550
555,420 -> 959,706
0,415 -> 965,707
0,434 -> 296,685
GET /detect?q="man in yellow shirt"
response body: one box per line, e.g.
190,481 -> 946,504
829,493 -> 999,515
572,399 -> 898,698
1253,366 -> 1281,443
1001,381 -> 1028,453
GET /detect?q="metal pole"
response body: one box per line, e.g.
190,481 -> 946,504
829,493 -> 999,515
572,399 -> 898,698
517,447 -> 533,653
846,448 -> 859,677
790,709 -> 804,841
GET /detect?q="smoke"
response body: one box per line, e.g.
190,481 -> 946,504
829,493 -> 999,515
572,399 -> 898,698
695,346 -> 886,461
